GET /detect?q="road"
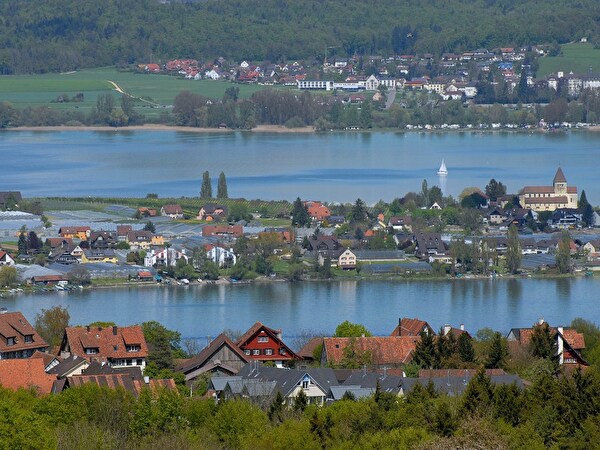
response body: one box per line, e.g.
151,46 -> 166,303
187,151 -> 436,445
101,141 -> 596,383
385,89 -> 396,109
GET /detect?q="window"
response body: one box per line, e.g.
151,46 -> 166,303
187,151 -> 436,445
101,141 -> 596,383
244,349 -> 251,355
253,349 -> 260,355
24,335 -> 33,343
257,336 -> 269,343
302,380 -> 309,389
265,349 -> 273,355
85,348 -> 98,355
279,348 -> 287,355
7,337 -> 15,346
126,345 -> 140,352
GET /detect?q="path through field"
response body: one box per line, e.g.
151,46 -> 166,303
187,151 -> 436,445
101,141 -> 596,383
107,80 -> 161,107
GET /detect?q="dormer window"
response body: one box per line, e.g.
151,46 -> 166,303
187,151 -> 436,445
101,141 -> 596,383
24,335 -> 33,343
257,336 -> 269,343
7,337 -> 15,346
85,347 -> 98,355
126,345 -> 140,352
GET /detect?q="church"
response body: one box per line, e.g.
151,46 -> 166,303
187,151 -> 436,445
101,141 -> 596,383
519,168 -> 578,211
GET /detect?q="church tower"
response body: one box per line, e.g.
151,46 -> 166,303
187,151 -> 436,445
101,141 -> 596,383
553,167 -> 567,194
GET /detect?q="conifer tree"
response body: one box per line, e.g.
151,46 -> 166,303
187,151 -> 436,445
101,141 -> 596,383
268,391 -> 285,423
458,333 -> 475,363
291,197 -> 310,227
200,171 -> 212,198
413,330 -> 437,369
556,231 -> 572,274
461,368 -> 494,415
505,224 -> 521,274
217,171 -> 228,199
530,321 -> 559,366
485,332 -> 507,369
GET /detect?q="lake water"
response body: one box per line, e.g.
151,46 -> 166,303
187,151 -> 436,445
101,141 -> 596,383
1,129 -> 600,204
3,278 -> 598,342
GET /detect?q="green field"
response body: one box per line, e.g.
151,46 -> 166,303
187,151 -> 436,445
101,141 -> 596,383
537,43 -> 600,77
0,67 -> 278,113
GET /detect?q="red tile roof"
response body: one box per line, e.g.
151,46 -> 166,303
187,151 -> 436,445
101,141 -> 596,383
68,374 -> 176,397
162,204 -> 183,215
0,359 -> 57,394
511,326 -> 585,350
0,312 -> 48,354
62,325 -> 148,362
298,337 -> 324,360
390,318 -> 432,337
323,336 -> 419,366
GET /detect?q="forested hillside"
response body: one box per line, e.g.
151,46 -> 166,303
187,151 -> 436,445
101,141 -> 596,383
1,0 -> 599,74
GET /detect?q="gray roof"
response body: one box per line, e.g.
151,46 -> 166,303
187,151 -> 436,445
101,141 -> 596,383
210,376 -> 241,392
329,385 -> 375,401
48,354 -> 88,377
353,250 -> 405,260
343,371 -> 403,394
402,374 -> 524,397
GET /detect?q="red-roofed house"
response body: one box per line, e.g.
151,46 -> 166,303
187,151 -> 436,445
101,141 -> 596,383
59,325 -> 149,370
0,250 -> 15,266
202,225 -> 244,238
0,311 -> 49,359
59,226 -> 91,240
236,322 -> 300,366
321,336 -> 419,368
507,320 -> 587,366
0,359 -> 58,394
390,317 -> 434,337
304,201 -> 331,222
161,204 -> 184,219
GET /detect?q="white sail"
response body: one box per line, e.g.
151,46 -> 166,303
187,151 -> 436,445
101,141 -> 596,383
437,159 -> 448,175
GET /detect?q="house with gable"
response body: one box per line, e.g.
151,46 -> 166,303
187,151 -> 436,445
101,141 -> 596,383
58,226 -> 91,240
59,325 -> 149,370
413,232 -> 450,263
236,322 -> 300,367
205,245 -> 236,267
161,204 -> 184,219
144,247 -> 188,267
197,203 -> 228,221
0,311 -> 49,359
0,250 -> 15,266
304,201 -> 331,222
390,317 -> 435,337
176,333 -> 250,383
507,319 -> 587,366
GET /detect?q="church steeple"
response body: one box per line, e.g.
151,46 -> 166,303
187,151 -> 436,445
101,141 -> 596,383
553,167 -> 567,194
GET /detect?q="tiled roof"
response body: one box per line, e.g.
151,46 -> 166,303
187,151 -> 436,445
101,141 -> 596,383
323,336 -> 419,366
0,359 -> 57,394
68,374 -> 176,397
554,167 -> 567,183
298,337 -> 324,359
524,196 -> 569,205
63,325 -> 148,361
162,204 -> 183,214
237,321 -> 278,347
390,318 -> 432,337
177,333 -> 249,373
510,325 -> 585,350
0,312 -> 48,354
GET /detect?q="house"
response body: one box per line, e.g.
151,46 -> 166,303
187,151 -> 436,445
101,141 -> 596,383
144,247 -> 188,267
390,317 -> 435,337
402,371 -> 524,397
321,336 -> 419,368
488,208 -> 507,225
236,322 -> 300,366
137,207 -> 158,217
176,333 -> 250,383
58,226 -> 91,240
198,204 -> 228,221
116,225 -> 132,241
0,311 -> 49,359
46,354 -> 90,378
136,271 -> 154,282
442,323 -> 471,339
583,240 -> 600,260
88,231 -> 117,249
30,350 -> 61,372
206,245 -> 236,267
48,241 -> 83,265
304,201 -> 331,221
68,373 -> 176,397
161,204 -> 184,219
0,250 -> 15,266
59,325 -> 149,369
0,191 -> 22,210
388,216 -> 412,232
336,248 -> 357,269
30,274 -> 67,286
519,168 -> 578,211
0,359 -> 59,394
80,249 -> 118,264
547,209 -> 582,230
126,230 -> 154,250
507,320 -> 587,366
202,225 -> 244,238
353,250 -> 406,263
414,232 -> 450,263
260,228 -> 294,243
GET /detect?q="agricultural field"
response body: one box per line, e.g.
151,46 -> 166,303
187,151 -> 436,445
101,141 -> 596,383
0,67 -> 279,114
537,43 -> 600,77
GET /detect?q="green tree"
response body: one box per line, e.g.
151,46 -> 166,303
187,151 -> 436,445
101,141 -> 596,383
217,171 -> 228,199
0,266 -> 17,287
34,305 -> 70,347
350,198 -> 367,223
421,179 -> 429,207
485,332 -> 507,369
228,203 -> 252,222
0,101 -> 20,128
268,391 -> 285,423
434,401 -> 457,437
556,231 -> 571,274
461,368 -> 494,415
484,179 -> 507,202
293,389 -> 308,413
94,93 -> 115,125
143,221 -> 156,233
141,321 -> 185,369
505,224 -> 521,274
530,321 -> 558,366
17,226 -> 28,255
458,333 -> 475,363
200,171 -> 212,198
68,265 -> 91,285
413,331 -> 437,369
291,197 -> 310,227
334,320 -> 372,337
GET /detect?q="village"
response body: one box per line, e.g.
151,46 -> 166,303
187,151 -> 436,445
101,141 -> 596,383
136,43 -> 600,130
1,168 -> 600,291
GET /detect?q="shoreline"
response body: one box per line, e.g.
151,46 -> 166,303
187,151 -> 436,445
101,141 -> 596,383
3,124 -> 599,134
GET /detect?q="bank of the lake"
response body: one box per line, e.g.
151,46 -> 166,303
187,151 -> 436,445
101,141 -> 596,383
2,277 -> 597,342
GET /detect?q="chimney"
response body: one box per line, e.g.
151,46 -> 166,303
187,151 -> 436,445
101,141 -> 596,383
277,330 -> 282,341
443,324 -> 451,336
460,324 -> 465,331
112,326 -> 118,335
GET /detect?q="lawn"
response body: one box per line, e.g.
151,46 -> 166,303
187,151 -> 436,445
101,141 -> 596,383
537,43 -> 600,77
0,67 -> 282,112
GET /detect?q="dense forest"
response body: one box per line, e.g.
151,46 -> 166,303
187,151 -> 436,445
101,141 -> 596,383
1,0 -> 600,74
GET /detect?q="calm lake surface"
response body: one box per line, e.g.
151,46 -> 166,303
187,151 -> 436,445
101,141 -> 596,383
1,129 -> 600,204
3,278 -> 598,341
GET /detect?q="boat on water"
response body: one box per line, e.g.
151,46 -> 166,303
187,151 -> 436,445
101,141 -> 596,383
437,159 -> 448,175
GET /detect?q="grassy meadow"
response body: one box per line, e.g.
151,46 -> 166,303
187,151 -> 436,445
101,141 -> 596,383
537,43 -> 600,77
0,67 -> 278,115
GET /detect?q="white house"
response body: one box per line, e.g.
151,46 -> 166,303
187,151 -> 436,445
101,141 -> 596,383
205,69 -> 221,80
206,246 -> 236,267
144,247 -> 188,267
0,251 -> 15,266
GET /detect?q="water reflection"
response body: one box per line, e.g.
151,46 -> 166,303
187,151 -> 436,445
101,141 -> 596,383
506,279 -> 522,301
555,278 -> 571,299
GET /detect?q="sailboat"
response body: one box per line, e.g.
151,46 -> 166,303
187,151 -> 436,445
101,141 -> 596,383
437,159 -> 448,175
